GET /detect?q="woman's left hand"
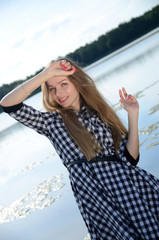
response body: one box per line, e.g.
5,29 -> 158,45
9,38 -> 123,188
119,87 -> 139,113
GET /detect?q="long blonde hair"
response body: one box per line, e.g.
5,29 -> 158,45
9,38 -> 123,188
41,57 -> 128,160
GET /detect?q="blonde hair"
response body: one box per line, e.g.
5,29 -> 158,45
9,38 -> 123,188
41,57 -> 128,160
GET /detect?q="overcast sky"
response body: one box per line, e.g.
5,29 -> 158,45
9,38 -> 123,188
0,0 -> 158,85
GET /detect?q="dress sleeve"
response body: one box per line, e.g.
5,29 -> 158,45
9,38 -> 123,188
1,103 -> 50,138
117,134 -> 139,166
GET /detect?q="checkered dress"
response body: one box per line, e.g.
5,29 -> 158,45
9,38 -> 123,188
2,103 -> 159,240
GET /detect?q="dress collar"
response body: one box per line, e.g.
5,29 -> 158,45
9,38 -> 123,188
77,105 -> 93,118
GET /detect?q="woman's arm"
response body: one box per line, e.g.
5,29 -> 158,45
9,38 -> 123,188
119,87 -> 139,160
126,110 -> 139,159
0,60 -> 75,107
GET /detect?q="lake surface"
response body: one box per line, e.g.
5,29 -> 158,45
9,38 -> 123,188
0,28 -> 159,240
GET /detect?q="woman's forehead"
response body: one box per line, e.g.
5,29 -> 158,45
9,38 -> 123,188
47,76 -> 69,86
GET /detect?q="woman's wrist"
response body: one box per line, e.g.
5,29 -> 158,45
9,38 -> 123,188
128,108 -> 139,119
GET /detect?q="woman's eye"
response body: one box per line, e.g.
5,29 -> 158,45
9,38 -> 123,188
49,88 -> 55,92
61,82 -> 67,87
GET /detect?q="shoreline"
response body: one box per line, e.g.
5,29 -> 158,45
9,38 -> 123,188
84,27 -> 159,72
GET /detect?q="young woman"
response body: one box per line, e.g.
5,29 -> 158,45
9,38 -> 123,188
0,58 -> 159,240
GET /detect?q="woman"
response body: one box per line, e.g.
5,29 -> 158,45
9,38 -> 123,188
0,58 -> 159,240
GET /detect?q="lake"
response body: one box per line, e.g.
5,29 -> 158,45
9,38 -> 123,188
0,28 -> 159,240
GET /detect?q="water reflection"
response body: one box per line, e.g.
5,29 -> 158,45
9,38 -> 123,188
84,234 -> 90,240
139,122 -> 159,149
149,103 -> 159,115
15,151 -> 56,176
0,173 -> 66,223
95,44 -> 159,83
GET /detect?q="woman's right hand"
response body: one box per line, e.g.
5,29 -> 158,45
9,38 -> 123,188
43,59 -> 77,80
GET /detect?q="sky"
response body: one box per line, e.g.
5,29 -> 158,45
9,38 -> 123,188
0,0 -> 158,86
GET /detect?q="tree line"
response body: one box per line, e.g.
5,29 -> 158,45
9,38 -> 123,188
0,5 -> 159,113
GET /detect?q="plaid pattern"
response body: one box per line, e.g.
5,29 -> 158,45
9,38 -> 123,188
3,103 -> 159,239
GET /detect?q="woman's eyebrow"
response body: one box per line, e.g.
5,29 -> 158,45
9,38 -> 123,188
48,79 -> 67,87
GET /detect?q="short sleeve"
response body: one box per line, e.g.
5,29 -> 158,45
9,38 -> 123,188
1,103 -> 50,138
117,135 -> 139,166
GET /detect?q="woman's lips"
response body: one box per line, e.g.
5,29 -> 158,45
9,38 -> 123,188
58,96 -> 69,103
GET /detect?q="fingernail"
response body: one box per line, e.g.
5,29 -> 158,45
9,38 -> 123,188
61,64 -> 65,68
74,69 -> 77,72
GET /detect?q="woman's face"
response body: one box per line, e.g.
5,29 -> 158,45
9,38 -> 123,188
47,75 -> 80,111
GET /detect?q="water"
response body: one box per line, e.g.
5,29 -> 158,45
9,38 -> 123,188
0,28 -> 159,240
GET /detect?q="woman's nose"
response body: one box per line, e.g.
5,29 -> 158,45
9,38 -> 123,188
56,88 -> 63,98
